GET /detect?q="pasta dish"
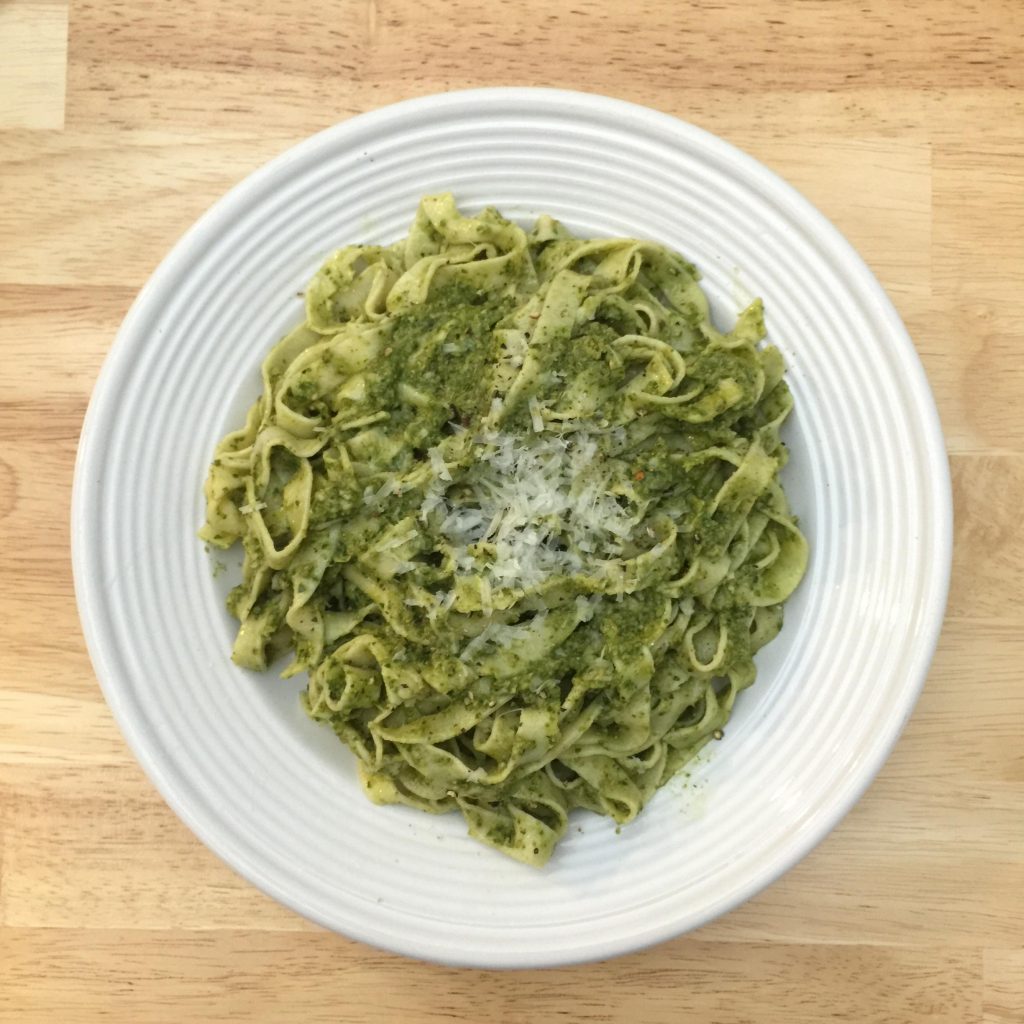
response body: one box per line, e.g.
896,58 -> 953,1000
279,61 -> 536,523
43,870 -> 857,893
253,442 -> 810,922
200,195 -> 807,865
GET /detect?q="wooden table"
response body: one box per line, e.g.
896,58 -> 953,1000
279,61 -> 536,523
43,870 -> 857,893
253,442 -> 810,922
2,1 -> 1022,1021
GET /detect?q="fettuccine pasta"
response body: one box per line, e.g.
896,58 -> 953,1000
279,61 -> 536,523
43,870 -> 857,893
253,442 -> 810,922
200,195 -> 807,865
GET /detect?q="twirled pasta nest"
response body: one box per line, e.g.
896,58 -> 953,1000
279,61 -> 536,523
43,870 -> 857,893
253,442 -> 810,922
200,195 -> 807,865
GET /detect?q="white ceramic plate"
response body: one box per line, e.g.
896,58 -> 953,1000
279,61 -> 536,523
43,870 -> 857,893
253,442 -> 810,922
72,88 -> 951,968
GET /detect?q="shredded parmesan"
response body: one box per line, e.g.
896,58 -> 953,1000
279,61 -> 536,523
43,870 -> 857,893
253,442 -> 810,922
377,528 -> 418,551
427,446 -> 453,482
364,475 -> 400,507
528,397 -> 545,433
425,429 -> 639,595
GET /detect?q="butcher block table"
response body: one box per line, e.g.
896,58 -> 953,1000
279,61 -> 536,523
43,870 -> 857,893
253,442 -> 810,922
2,1 -> 1023,1021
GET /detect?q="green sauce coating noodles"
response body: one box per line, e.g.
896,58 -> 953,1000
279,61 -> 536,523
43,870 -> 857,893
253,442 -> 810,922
200,194 -> 808,865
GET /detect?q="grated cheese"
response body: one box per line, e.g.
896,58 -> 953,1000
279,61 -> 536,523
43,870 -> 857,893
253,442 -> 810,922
528,397 -> 545,433
426,428 -> 640,596
427,446 -> 453,482
364,475 -> 400,508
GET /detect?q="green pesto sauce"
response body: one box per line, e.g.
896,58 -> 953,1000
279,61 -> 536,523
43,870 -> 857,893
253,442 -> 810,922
201,194 -> 808,866
379,282 -> 512,422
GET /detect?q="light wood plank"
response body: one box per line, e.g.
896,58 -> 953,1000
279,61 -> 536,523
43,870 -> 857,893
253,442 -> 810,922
61,0 -> 1024,134
0,929 -> 983,1024
985,950 -> 1024,1024
950,457 -> 1024,620
0,1 -> 68,130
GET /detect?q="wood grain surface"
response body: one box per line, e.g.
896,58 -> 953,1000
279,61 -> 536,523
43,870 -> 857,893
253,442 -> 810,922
2,1 -> 1022,1021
